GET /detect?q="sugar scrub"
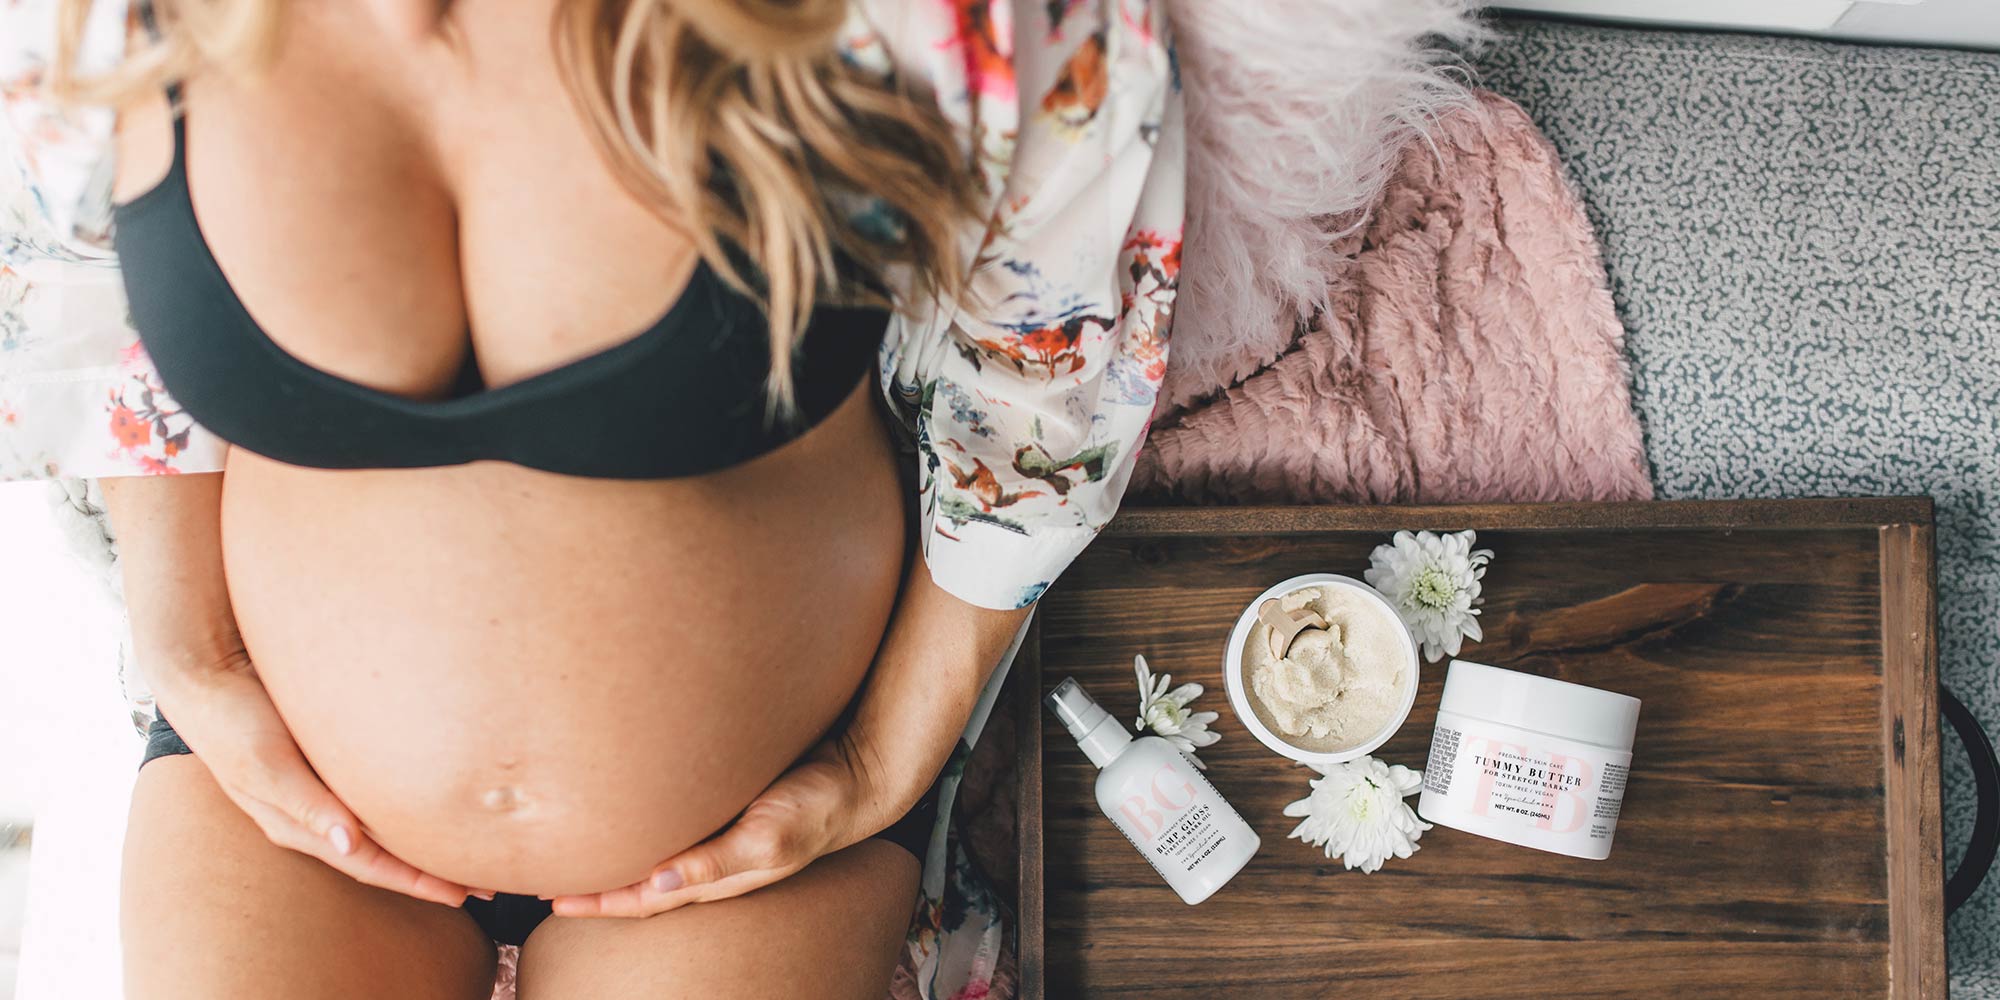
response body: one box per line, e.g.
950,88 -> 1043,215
1244,585 -> 1408,753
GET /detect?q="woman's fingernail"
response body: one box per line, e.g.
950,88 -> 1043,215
470,890 -> 496,901
651,869 -> 683,892
328,825 -> 354,856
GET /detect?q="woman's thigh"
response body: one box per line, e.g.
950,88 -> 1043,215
121,754 -> 496,1000
516,839 -> 920,1000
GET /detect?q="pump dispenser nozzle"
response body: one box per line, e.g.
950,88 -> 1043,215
1046,677 -> 1107,737
1044,676 -> 1134,767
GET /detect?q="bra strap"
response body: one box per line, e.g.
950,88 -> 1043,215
165,81 -> 187,164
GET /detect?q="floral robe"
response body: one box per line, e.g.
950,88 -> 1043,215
1,0 -> 1182,995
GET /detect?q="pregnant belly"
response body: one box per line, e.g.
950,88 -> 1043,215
218,389 -> 908,896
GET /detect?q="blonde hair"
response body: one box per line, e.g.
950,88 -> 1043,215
53,0 -> 982,413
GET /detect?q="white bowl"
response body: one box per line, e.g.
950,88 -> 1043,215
1223,572 -> 1421,765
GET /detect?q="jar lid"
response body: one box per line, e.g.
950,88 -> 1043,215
1438,659 -> 1641,750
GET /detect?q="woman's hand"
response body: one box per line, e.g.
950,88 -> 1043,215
154,651 -> 476,908
549,733 -> 899,919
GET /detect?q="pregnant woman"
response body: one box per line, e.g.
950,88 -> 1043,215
0,0 -> 1181,995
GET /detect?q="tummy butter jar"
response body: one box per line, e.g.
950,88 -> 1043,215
1418,659 -> 1641,860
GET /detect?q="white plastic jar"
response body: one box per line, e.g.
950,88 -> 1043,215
1418,659 -> 1642,860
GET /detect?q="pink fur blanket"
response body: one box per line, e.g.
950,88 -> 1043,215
488,89 -> 1651,1000
1136,90 -> 1652,504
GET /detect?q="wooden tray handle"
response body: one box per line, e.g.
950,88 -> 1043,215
1944,683 -> 1999,915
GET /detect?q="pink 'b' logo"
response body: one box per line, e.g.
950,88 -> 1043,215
1117,762 -> 1196,841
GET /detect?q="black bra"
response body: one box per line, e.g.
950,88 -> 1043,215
110,88 -> 889,480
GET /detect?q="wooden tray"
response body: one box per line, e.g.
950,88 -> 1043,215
1016,500 -> 1944,999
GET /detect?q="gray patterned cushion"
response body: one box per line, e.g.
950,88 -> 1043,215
1479,18 -> 2000,994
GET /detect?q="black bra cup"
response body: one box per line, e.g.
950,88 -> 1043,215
110,107 -> 888,480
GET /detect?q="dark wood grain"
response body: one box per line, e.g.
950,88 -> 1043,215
1880,524 -> 1945,999
1020,500 -> 1942,999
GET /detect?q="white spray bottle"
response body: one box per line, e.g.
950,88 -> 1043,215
1045,676 -> 1260,904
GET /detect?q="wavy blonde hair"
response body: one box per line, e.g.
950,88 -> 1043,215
54,0 -> 982,413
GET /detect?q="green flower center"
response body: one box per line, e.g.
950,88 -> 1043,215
1348,790 -> 1376,819
1347,776 -> 1384,819
1410,566 -> 1459,611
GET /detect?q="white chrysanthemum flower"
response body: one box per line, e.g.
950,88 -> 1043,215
1133,654 -> 1221,768
1364,529 -> 1495,663
1282,755 -> 1431,873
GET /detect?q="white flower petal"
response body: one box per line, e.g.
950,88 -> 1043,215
1366,528 -> 1496,665
1387,764 -> 1424,795
1283,755 -> 1430,873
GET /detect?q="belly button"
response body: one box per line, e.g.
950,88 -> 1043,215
480,785 -> 526,813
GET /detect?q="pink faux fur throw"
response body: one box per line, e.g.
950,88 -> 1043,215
1161,0 -> 1486,412
1134,90 -> 1652,504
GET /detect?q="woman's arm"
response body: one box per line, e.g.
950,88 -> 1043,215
551,557 -> 1028,918
99,473 -> 471,906
99,474 -> 241,679
830,565 -> 1031,825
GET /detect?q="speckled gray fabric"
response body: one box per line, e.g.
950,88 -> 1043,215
1477,18 -> 2000,994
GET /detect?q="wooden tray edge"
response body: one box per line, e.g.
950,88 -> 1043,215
1015,612 -> 1046,1000
1879,523 -> 1946,999
1108,497 -> 1934,536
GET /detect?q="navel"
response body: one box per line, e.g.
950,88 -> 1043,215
480,785 -> 526,813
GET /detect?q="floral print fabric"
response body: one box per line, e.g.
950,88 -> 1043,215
3,1 -> 1181,997
854,0 -> 1183,612
1,0 -> 228,478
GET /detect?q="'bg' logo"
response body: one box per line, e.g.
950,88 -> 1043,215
1117,762 -> 1197,841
